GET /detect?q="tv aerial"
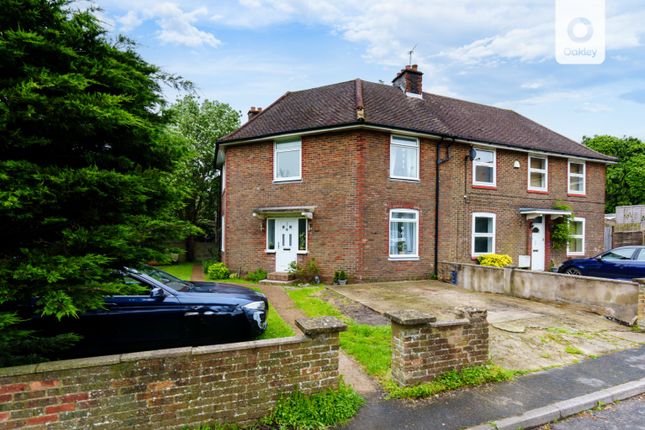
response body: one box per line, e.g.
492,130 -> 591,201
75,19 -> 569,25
408,44 -> 417,65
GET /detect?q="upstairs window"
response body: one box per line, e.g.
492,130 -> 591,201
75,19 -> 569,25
567,218 -> 585,256
390,135 -> 419,180
568,160 -> 586,195
389,209 -> 419,259
472,213 -> 496,256
528,156 -> 548,192
274,139 -> 301,181
472,148 -> 496,187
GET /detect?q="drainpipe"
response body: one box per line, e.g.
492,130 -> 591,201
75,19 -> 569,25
214,140 -> 222,260
434,138 -> 452,277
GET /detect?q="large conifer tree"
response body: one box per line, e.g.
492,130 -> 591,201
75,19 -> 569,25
0,0 -> 192,364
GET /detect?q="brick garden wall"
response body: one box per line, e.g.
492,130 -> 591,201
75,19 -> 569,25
386,309 -> 489,386
0,317 -> 346,429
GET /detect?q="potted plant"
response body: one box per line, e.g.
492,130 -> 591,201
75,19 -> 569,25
333,270 -> 348,286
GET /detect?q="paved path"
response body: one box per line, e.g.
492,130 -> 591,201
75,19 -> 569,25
190,263 -> 205,281
341,345 -> 645,430
258,284 -> 380,395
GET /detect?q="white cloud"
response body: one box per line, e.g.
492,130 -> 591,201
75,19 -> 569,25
576,102 -> 612,113
521,81 -> 544,90
150,3 -> 220,48
118,10 -> 143,32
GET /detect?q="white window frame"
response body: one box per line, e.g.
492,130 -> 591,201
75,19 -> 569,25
220,215 -> 225,252
388,209 -> 419,260
527,155 -> 548,192
389,135 -> 420,181
567,159 -> 586,195
297,218 -> 308,254
274,139 -> 302,182
471,212 -> 496,257
567,217 -> 585,256
265,218 -> 276,253
472,148 -> 497,187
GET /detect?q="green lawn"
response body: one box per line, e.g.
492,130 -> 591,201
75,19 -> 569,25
287,287 -> 392,379
156,262 -> 194,280
157,263 -> 293,340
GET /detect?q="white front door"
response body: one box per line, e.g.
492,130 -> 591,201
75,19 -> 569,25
531,216 -> 546,271
275,218 -> 298,272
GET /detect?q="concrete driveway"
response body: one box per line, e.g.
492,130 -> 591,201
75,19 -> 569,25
330,280 -> 645,371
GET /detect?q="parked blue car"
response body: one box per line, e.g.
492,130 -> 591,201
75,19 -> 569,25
20,267 -> 269,358
558,246 -> 645,280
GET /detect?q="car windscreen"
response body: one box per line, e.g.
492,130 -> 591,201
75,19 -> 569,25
141,267 -> 192,292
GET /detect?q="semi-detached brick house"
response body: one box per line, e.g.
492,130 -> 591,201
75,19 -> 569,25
217,65 -> 615,282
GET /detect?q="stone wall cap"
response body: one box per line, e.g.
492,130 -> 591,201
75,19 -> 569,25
430,318 -> 470,327
385,310 -> 437,325
296,316 -> 347,335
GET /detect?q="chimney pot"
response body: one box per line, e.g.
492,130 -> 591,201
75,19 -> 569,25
247,106 -> 262,121
392,65 -> 423,97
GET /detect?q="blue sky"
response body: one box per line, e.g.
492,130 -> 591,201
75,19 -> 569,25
85,0 -> 645,141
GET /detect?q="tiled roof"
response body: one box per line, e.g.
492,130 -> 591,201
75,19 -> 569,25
220,79 -> 614,161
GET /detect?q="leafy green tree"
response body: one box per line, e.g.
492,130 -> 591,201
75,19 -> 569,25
0,0 -> 193,365
583,135 -> 645,213
166,96 -> 240,261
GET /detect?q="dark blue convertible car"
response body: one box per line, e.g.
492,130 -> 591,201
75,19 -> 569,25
25,267 -> 268,357
558,246 -> 645,280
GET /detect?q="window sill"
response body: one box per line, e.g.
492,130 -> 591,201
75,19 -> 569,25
472,185 -> 497,190
567,193 -> 586,197
527,189 -> 549,194
297,250 -> 308,255
388,256 -> 420,261
389,176 -> 420,183
567,252 -> 585,257
265,250 -> 276,254
273,179 -> 302,184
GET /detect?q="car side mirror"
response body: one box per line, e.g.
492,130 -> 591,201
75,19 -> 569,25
150,287 -> 165,299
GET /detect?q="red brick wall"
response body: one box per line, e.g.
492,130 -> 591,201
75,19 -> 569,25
223,129 -> 606,280
388,309 -> 489,386
223,131 -> 361,279
0,328 -> 342,429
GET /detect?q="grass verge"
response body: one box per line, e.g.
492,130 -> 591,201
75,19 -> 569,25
384,364 -> 516,399
261,381 -> 364,429
190,381 -> 363,430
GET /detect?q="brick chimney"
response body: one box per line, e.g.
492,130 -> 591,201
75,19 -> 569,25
392,64 -> 423,97
248,106 -> 262,121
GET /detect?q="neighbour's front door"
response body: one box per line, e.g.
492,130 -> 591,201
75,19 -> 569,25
275,218 -> 298,272
531,216 -> 545,271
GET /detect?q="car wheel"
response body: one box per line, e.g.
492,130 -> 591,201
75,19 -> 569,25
564,267 -> 582,276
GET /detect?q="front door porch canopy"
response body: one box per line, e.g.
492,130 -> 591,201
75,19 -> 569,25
252,206 -> 316,220
519,208 -> 572,220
